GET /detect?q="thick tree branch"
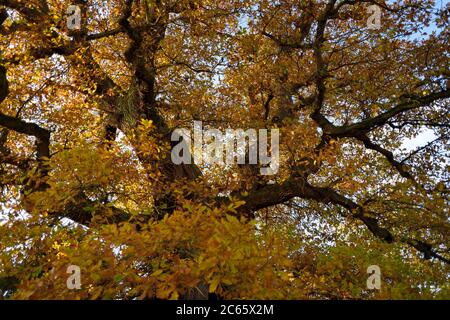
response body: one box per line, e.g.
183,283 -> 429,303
0,0 -> 48,22
357,133 -> 415,181
0,113 -> 50,158
237,176 -> 450,264
330,90 -> 450,137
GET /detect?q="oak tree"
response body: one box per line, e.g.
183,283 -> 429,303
0,0 -> 449,299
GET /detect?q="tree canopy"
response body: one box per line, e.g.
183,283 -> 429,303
0,0 -> 449,299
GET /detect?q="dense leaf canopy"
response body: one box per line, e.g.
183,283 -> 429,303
0,0 -> 449,299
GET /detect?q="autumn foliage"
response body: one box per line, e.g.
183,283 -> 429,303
0,0 -> 449,299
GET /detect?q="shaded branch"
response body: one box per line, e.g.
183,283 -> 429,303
237,176 -> 449,264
